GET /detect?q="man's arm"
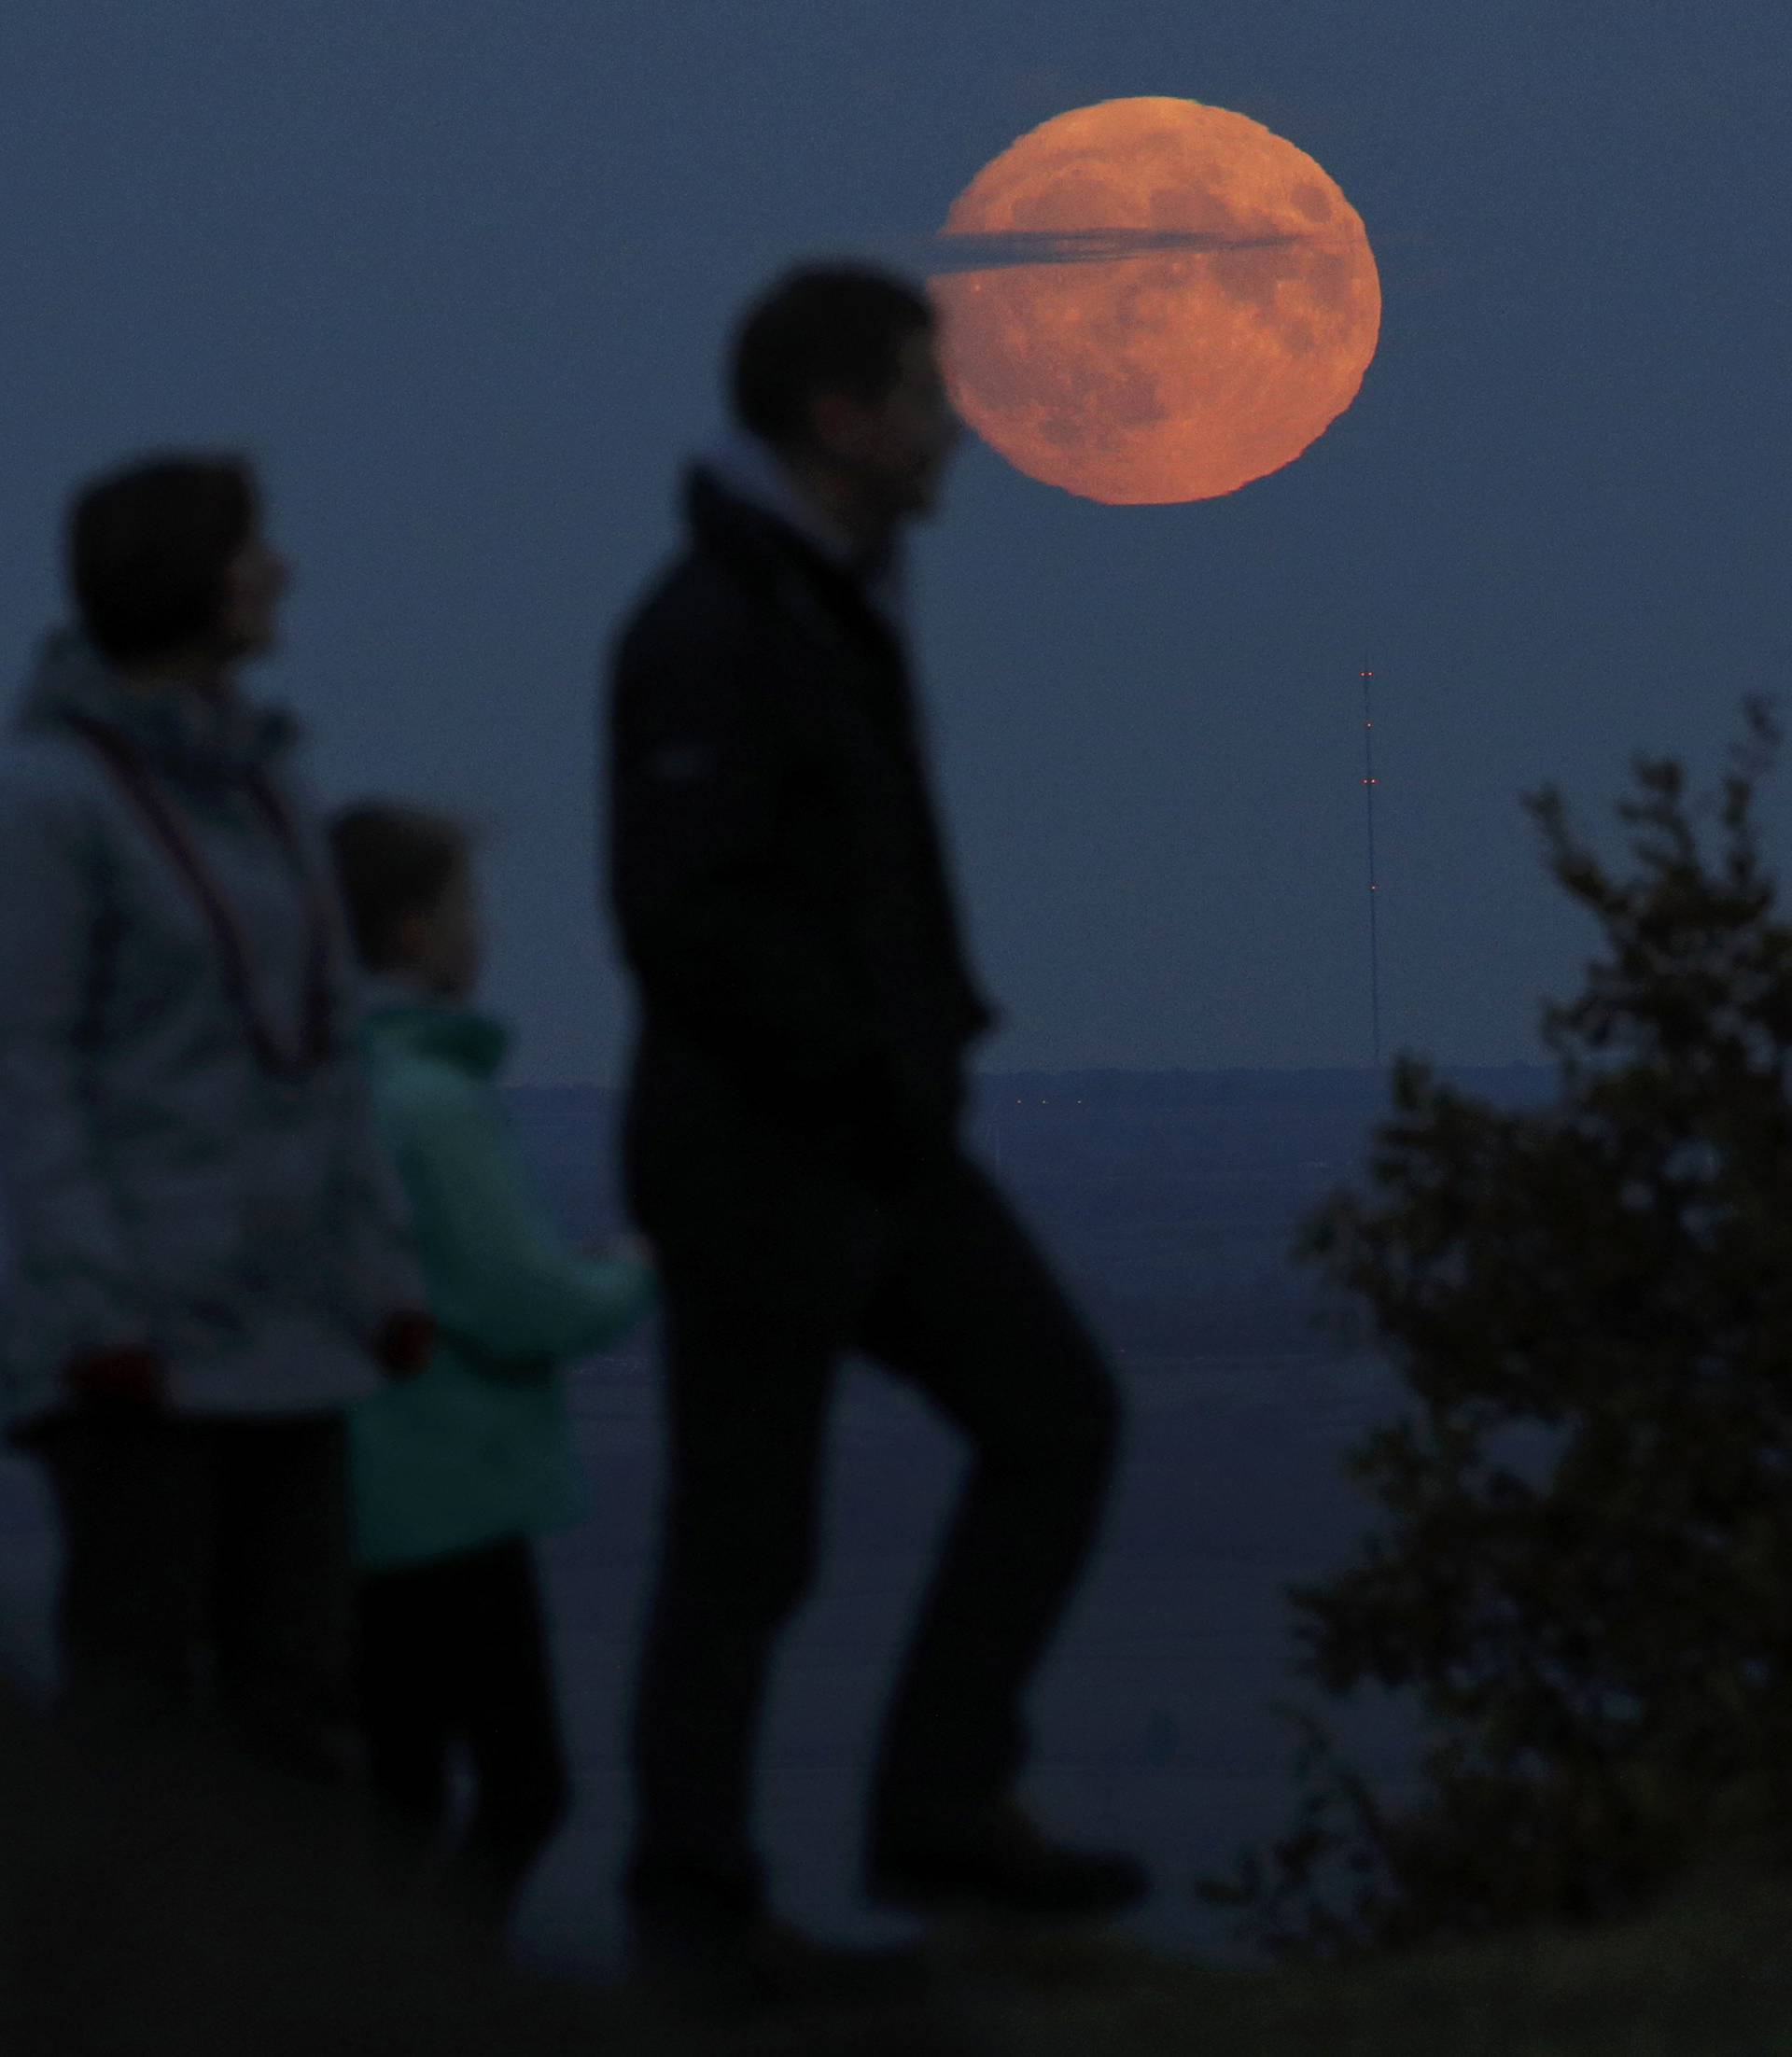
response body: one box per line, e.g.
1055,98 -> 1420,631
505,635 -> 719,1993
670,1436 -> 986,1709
607,604 -> 894,1123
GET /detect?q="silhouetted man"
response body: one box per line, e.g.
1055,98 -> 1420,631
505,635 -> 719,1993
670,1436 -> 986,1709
605,264 -> 1147,2000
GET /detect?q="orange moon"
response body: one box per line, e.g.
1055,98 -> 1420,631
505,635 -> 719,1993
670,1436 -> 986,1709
932,97 -> 1381,504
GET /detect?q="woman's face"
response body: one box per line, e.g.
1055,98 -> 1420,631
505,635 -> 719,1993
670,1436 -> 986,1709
216,527 -> 292,659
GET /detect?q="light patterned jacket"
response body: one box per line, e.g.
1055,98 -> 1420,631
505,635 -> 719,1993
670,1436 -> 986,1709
0,630 -> 425,1429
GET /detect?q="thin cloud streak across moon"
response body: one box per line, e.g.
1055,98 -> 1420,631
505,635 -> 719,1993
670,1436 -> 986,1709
911,226 -> 1336,274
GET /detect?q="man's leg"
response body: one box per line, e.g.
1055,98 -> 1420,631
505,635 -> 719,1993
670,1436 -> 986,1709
622,1283 -> 935,2012
27,1409 -> 213,1742
210,1414 -> 363,1784
623,1288 -> 841,1920
855,1151 -> 1132,1884
618,1075 -> 889,1929
604,1067 -> 939,2012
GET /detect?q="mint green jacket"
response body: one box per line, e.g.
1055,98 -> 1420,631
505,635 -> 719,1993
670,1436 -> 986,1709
347,985 -> 654,1572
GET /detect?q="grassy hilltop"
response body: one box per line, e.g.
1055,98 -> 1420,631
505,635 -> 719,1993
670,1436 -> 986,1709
5,1658 -> 1785,2057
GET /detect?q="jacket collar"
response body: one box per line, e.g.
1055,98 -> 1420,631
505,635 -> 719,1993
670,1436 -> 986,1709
701,429 -> 861,567
357,973 -> 511,1080
688,439 -> 908,635
13,629 -> 301,791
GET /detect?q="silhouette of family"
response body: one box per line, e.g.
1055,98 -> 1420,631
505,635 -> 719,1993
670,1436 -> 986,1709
0,265 -> 1147,2017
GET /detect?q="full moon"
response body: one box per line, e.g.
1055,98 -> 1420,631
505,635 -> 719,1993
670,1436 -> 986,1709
932,98 -> 1381,504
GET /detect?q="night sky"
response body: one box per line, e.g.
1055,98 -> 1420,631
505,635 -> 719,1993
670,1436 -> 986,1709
1,2 -> 1786,1083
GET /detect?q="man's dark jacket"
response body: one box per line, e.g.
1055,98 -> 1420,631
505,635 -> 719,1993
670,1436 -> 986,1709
607,468 -> 997,1189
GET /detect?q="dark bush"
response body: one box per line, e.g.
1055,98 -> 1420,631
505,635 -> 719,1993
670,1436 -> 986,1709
1200,699 -> 1792,1958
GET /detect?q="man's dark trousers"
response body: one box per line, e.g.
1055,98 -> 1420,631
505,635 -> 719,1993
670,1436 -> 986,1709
622,1070 -> 1123,1916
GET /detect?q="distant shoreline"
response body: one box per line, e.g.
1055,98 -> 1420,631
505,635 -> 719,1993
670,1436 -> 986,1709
503,1062 -> 1558,1106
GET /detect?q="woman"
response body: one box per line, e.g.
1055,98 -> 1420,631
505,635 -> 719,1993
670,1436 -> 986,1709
0,453 -> 434,1778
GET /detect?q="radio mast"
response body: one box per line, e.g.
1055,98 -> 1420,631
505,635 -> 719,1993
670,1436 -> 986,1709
1360,665 -> 1382,1068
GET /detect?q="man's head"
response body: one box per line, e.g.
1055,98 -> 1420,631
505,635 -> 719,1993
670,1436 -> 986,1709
730,265 -> 960,530
67,453 -> 289,674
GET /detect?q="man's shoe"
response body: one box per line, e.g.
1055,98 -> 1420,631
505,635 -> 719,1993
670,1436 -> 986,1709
865,1798 -> 1151,1920
627,1904 -> 931,2019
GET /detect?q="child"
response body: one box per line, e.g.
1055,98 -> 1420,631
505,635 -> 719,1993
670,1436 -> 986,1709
327,800 -> 654,1940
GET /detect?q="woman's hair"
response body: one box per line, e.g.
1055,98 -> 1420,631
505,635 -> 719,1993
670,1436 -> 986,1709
730,264 -> 935,453
328,802 -> 476,973
66,453 -> 260,665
